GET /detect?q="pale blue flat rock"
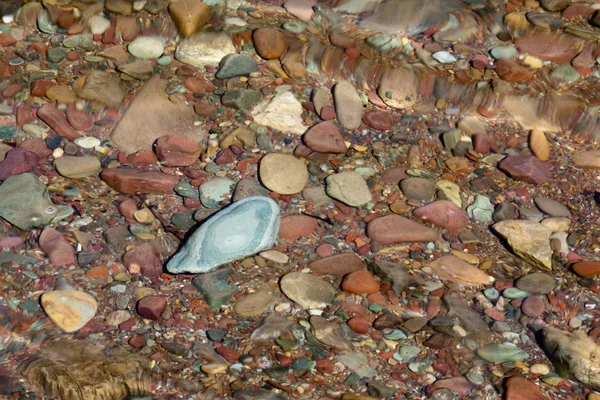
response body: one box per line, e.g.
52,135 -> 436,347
167,196 -> 280,274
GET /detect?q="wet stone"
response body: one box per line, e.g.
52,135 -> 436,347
516,272 -> 556,294
280,272 -> 335,308
216,54 -> 258,79
192,268 -> 239,310
400,177 -> 436,203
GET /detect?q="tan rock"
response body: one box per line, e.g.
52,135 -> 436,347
429,255 -> 492,286
573,150 -> 600,169
46,85 -> 77,104
529,129 -> 551,161
259,153 -> 308,195
168,0 -> 211,37
253,28 -> 288,60
41,290 -> 98,333
234,284 -> 279,317
493,220 -> 552,270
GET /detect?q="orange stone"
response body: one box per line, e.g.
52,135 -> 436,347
347,316 -> 370,334
341,270 -> 380,295
572,261 -> 600,277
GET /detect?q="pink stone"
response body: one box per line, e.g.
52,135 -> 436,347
101,167 -> 179,195
39,227 -> 77,266
572,47 -> 595,77
0,236 -> 22,249
118,198 -> 138,221
515,32 -> 580,63
319,106 -> 336,121
284,0 -> 317,21
0,147 -> 38,180
154,135 -> 202,167
307,252 -> 365,277
347,316 -> 370,334
362,110 -> 392,131
123,243 -> 163,277
16,105 -> 34,128
498,155 -> 552,185
0,33 -> 17,47
2,84 -> 23,98
214,148 -> 235,165
472,133 -> 492,155
429,377 -> 473,397
66,107 -> 93,131
381,167 -> 408,185
37,103 -> 80,141
127,150 -> 158,166
413,200 -> 468,234
303,121 -> 346,153
367,215 -> 439,245
19,139 -> 52,163
521,295 -> 546,317
278,215 -> 318,241
494,58 -> 533,83
137,295 -> 167,320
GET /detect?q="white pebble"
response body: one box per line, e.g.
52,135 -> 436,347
74,136 -> 101,149
52,148 -> 64,158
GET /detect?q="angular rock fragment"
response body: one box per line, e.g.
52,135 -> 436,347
101,167 -> 179,195
493,220 -> 552,270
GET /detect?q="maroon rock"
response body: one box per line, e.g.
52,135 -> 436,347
381,167 -> 408,185
307,252 -> 365,277
366,215 -> 440,245
16,104 -> 34,128
303,121 -> 346,153
472,133 -> 492,155
278,215 -> 318,241
215,346 -> 241,362
19,139 -> 52,162
127,150 -> 158,166
2,84 -> 23,98
115,15 -> 138,42
498,155 -> 552,185
137,296 -> 167,320
123,243 -> 163,277
413,200 -> 468,234
504,376 -> 547,400
521,295 -> 546,317
320,106 -> 336,120
37,103 -> 80,140
0,147 -> 38,180
315,358 -> 335,374
154,135 -> 202,167
39,227 -> 77,266
516,32 -> 580,63
30,80 -> 56,97
494,58 -> 533,83
429,377 -> 473,397
66,107 -> 93,131
0,33 -> 17,47
101,167 -> 179,195
362,110 -> 392,131
562,4 -> 594,19
214,148 -> 235,165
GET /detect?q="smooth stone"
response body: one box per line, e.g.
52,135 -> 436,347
74,137 -> 101,149
362,110 -> 392,131
540,217 -> 570,233
303,121 -> 346,153
367,214 -> 439,245
167,196 -> 280,274
259,153 -> 308,195
490,45 -> 518,59
572,261 -> 600,278
278,215 -> 318,241
540,0 -> 571,11
155,134 -> 202,167
443,293 -> 492,338
325,171 -> 371,207
62,34 -> 94,50
534,196 -> 570,217
65,108 -> 93,131
233,178 -> 268,201
436,180 -> 462,207
413,200 -> 468,233
0,147 -> 37,180
253,28 -> 287,60
400,177 -> 436,203
192,268 -> 238,309
123,243 -> 163,277
516,272 -> 556,294
54,156 -> 101,178
550,64 -> 580,85
516,32 -> 580,63
137,295 -> 167,320
199,178 -> 235,208
430,377 -> 473,397
336,352 -> 376,377
498,155 -> 552,185
110,75 -> 202,153
251,92 -> 307,135
529,129 -> 551,161
168,0 -> 210,37
176,32 -> 236,67
494,220 -> 552,270
368,260 -> 409,295
74,70 -> 125,107
101,167 -> 178,195
333,80 -> 363,130
504,376 -> 547,400
341,270 -> 380,294
280,272 -> 335,308
521,294 -> 546,317
527,11 -> 563,30
284,0 -> 317,21
308,253 -> 365,277
466,195 -> 494,222
41,289 -> 97,332
37,103 -> 80,140
234,285 -> 279,317
118,61 -> 154,80
429,255 -> 491,286
222,89 -> 262,111
128,36 -> 164,59
503,287 -> 531,299
215,54 -> 258,79
0,173 -> 72,230
477,343 -> 529,363
39,227 -> 76,266
88,15 -> 111,35
432,51 -> 456,63
573,150 -> 600,169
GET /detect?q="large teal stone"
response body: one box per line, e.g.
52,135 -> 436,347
167,196 -> 280,274
0,173 -> 73,230
476,343 -> 529,363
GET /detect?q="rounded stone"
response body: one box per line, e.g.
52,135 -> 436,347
533,196 -> 570,217
521,295 -> 546,317
137,295 -> 167,320
341,270 -> 380,295
347,316 -> 370,334
259,153 -> 308,195
280,272 -> 335,309
41,290 -> 97,332
325,171 -> 371,207
128,36 -> 164,59
516,272 -> 556,294
303,121 -> 346,153
529,129 -> 551,161
199,178 -> 235,208
400,177 -> 436,203
253,28 -> 287,60
333,80 -> 363,131
278,215 -> 318,241
54,155 -> 101,178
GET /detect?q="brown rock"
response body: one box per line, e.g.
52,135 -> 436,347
572,261 -> 600,277
341,270 -> 380,294
137,295 -> 167,320
367,215 -> 439,245
303,121 -> 346,153
516,32 -> 581,63
123,243 -> 163,277
127,151 -> 159,166
39,227 -> 77,266
413,200 -> 468,233
37,103 -> 80,140
307,253 -> 365,277
66,107 -> 93,131
495,58 -> 533,83
253,28 -> 288,60
0,147 -> 38,180
347,316 -> 370,334
169,0 -> 211,37
498,155 -> 552,185
101,167 -> 179,195
472,133 -> 492,155
46,85 -> 77,104
504,376 -> 547,400
154,134 -> 202,167
16,104 -> 34,128
0,33 -> 17,47
2,84 -> 23,98
428,255 -> 491,286
381,167 -> 408,185
278,215 -> 318,241
362,110 -> 392,131
572,151 -> 600,169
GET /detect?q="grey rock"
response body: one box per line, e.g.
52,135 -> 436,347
215,54 -> 258,79
368,260 -> 409,295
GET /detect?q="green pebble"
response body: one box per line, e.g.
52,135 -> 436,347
174,181 -> 199,199
84,55 -> 105,63
0,125 -> 16,140
503,287 -> 530,299
283,21 -> 306,33
157,56 -> 172,66
47,47 -> 66,63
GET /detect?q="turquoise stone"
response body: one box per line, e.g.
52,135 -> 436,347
199,178 -> 235,208
167,196 -> 280,274
476,343 -> 529,363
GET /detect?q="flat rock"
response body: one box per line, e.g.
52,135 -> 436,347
199,178 -> 235,208
234,285 -> 280,317
333,80 -> 363,130
0,173 -> 73,230
572,150 -> 600,169
192,268 -> 239,309
111,75 -> 203,153
477,343 -> 529,363
284,0 -> 317,21
521,294 -> 546,317
572,261 -> 600,277
429,255 -> 491,286
308,253 -> 365,277
310,315 -> 351,351
400,177 -> 436,203
251,92 -> 307,135
259,153 -> 308,195
498,155 -> 552,185
494,220 -> 552,270
122,243 -> 163,277
215,54 -> 258,79
443,294 -> 492,338
176,32 -> 236,67
280,272 -> 335,308
128,36 -> 164,59
516,272 -> 556,294
66,107 -> 93,131
167,197 -> 280,274
155,134 -> 202,167
41,289 -> 97,332
37,103 -> 80,140
101,167 -> 179,195
325,171 -> 371,207
516,32 -> 581,63
504,376 -> 547,400
137,295 -> 167,320
534,196 -> 570,217
74,70 -> 125,107
303,121 -> 346,153
278,215 -> 318,241
367,215 -> 439,245
341,270 -> 380,294
0,147 -> 38,181
413,200 -> 468,233
362,110 -> 392,131
39,227 -> 76,266
54,156 -> 101,178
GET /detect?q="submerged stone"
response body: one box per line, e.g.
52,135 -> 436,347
0,173 -> 72,230
167,196 -> 280,274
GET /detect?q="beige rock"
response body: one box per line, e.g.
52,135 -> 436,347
540,217 -> 570,233
46,85 -> 77,104
74,70 -> 125,107
573,150 -> 600,169
259,153 -> 308,195
251,91 -> 307,135
429,255 -> 492,286
310,315 -> 351,351
529,129 -> 551,161
436,180 -> 462,207
280,272 -> 334,309
493,220 -> 552,270
168,0 -> 211,37
234,284 -> 279,317
41,290 -> 98,333
54,155 -> 101,178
